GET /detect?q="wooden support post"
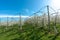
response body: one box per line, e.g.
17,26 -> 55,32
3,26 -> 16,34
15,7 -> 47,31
6,17 -> 9,29
47,5 -> 50,32
19,13 -> 22,30
0,18 -> 1,26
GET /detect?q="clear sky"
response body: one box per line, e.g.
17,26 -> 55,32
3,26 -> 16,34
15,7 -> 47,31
18,0 -> 51,16
0,0 -> 60,22
0,0 -> 18,15
0,0 -> 51,16
0,0 -> 60,17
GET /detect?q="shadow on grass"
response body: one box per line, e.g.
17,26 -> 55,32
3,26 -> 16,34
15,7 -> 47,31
11,38 -> 20,40
48,32 -> 60,40
11,27 -> 49,40
6,31 -> 18,37
11,32 -> 48,40
51,33 -> 60,40
0,27 -> 17,35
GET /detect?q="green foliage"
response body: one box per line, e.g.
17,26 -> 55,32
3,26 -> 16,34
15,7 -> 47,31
0,23 -> 60,40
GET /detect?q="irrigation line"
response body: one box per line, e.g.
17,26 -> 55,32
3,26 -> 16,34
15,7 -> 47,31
49,6 -> 56,12
33,6 -> 47,14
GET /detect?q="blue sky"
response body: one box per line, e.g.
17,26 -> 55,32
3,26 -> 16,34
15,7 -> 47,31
0,0 -> 18,15
1,0 -> 60,22
0,0 -> 51,16
18,0 -> 51,16
0,0 -> 50,22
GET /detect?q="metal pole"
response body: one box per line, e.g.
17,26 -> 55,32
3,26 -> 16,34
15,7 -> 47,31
47,5 -> 50,32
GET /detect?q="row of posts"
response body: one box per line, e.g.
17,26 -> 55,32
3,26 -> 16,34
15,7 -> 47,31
0,5 -> 59,34
34,5 -> 58,34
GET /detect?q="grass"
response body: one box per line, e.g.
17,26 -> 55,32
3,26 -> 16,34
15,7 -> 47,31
0,23 -> 60,40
